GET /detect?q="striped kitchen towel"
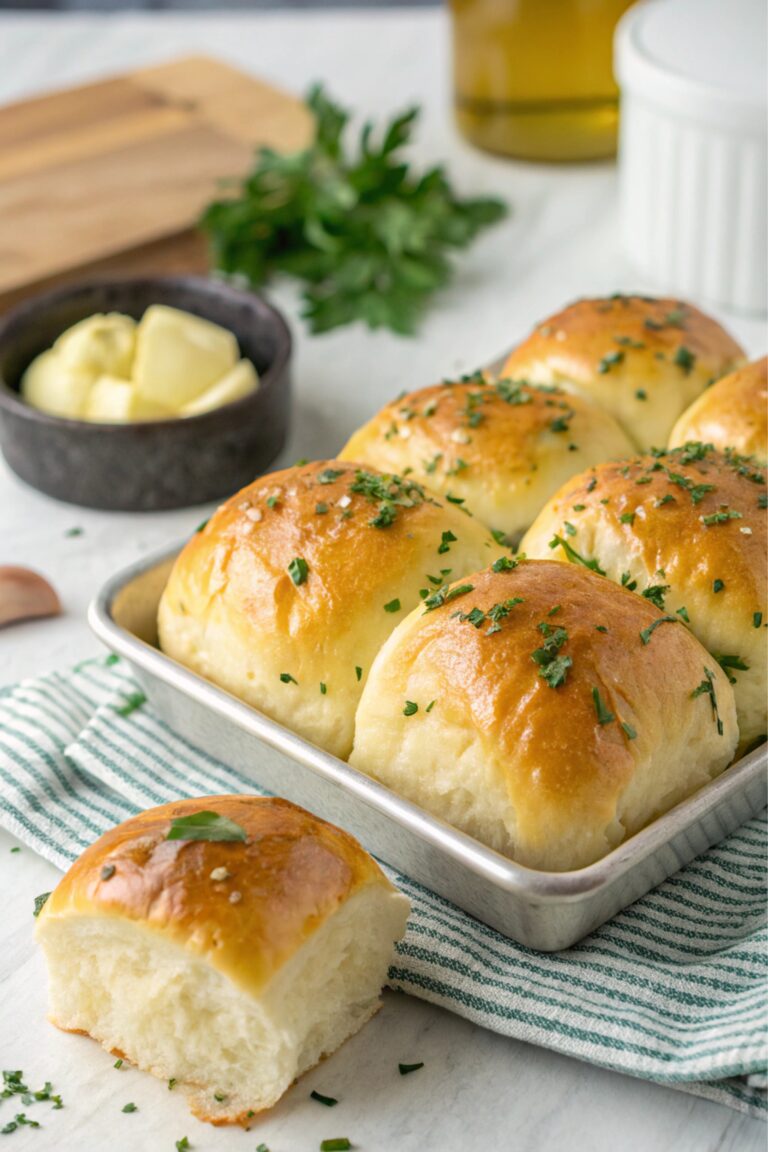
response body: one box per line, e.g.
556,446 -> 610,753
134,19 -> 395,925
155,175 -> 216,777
1,656 -> 766,1118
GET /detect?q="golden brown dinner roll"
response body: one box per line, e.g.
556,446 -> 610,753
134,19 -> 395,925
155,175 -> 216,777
339,375 -> 634,542
158,460 -> 500,758
520,444 -> 767,752
502,296 -> 745,451
350,560 -> 738,871
669,357 -> 768,462
36,796 -> 409,1124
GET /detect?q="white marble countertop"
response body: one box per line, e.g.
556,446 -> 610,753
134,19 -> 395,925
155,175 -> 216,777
0,10 -> 766,1152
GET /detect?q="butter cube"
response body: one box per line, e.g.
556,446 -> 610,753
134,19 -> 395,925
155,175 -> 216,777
54,313 -> 136,379
133,305 -> 239,409
85,375 -> 174,423
21,350 -> 94,419
180,358 -> 259,416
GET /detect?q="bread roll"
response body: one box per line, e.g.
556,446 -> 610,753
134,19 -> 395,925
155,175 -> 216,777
36,796 -> 409,1124
158,460 -> 500,758
520,444 -> 767,751
340,375 -> 634,542
669,357 -> 767,462
350,560 -> 738,871
502,296 -> 744,451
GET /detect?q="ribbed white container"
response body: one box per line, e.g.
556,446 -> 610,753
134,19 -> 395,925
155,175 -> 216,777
615,0 -> 767,315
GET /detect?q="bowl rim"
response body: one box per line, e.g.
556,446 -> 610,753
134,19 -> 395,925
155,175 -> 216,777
0,274 -> 292,431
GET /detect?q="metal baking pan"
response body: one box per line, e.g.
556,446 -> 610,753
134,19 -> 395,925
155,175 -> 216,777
89,543 -> 767,952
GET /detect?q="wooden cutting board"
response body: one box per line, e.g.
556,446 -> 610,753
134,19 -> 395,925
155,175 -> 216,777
0,56 -> 313,311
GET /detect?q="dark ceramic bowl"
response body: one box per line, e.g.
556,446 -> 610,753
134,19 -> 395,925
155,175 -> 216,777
0,276 -> 292,511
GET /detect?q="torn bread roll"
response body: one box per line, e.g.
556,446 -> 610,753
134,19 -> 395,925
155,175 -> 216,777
340,375 -> 634,543
520,444 -> 767,752
501,295 -> 744,451
669,357 -> 767,463
36,795 -> 410,1125
158,460 -> 501,758
350,559 -> 738,871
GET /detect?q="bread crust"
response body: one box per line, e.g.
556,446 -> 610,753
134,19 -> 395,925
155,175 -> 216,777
38,795 -> 392,996
340,376 -> 634,539
502,296 -> 745,450
669,357 -> 767,462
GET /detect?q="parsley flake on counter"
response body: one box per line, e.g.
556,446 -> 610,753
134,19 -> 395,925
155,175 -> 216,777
592,687 -> 615,726
64,526 -> 83,538
121,1103 -> 137,1113
311,1091 -> 338,1107
176,1139 -> 191,1152
201,86 -> 506,336
399,1062 -> 424,1075
280,672 -> 298,685
166,811 -> 247,844
288,557 -> 309,586
403,701 -> 419,716
168,1079 -> 177,1090
2,1114 -> 40,1134
691,668 -> 724,735
320,1141 -> 352,1152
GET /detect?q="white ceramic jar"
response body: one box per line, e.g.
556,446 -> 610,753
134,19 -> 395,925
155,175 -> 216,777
615,0 -> 767,315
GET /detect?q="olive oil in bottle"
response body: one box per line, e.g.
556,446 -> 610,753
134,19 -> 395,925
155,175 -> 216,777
450,0 -> 636,161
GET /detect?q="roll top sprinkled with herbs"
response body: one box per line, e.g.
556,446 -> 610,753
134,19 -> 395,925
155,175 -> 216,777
158,460 -> 502,759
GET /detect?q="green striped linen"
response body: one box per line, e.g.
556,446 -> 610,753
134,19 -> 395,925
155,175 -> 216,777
1,656 -> 765,1118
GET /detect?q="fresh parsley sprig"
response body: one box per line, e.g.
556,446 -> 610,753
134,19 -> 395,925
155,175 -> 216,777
200,86 -> 507,335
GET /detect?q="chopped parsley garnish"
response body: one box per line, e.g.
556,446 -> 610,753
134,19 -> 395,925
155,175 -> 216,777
33,892 -> 50,918
754,612 -> 763,629
563,521 -> 577,536
491,555 -> 519,573
315,502 -> 329,514
676,606 -> 690,623
384,598 -> 401,613
116,691 -> 146,718
168,1079 -> 177,1090
549,408 -> 573,433
399,1062 -> 424,1075
266,495 -> 279,509
318,468 -> 345,485
438,529 -> 457,554
310,1091 -> 338,1107
122,1103 -> 138,1113
195,519 -> 209,534
712,579 -> 725,593
320,682 -> 327,695
619,512 -> 635,525
531,623 -> 572,689
549,535 -> 605,575
423,583 -> 473,612
621,571 -> 637,591
666,309 -> 685,327
280,672 -> 298,684
597,350 -> 624,374
673,345 -> 696,373
445,492 -> 465,505
655,494 -> 676,507
167,811 -> 247,843
592,687 -> 615,725
355,666 -> 363,682
701,509 -> 742,526
424,453 -> 442,474
715,654 -> 749,684
403,701 -> 419,716
586,476 -> 598,493
288,557 -> 309,586
595,625 -> 608,633
691,668 -> 724,735
425,700 -> 436,712
635,389 -> 647,401
641,584 -> 669,610
639,616 -> 677,646
621,721 -> 637,740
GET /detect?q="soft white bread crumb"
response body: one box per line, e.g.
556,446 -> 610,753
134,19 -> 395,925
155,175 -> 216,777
36,796 -> 410,1124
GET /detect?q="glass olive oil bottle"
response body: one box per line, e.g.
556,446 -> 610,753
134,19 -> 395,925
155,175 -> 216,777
450,0 -> 636,161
